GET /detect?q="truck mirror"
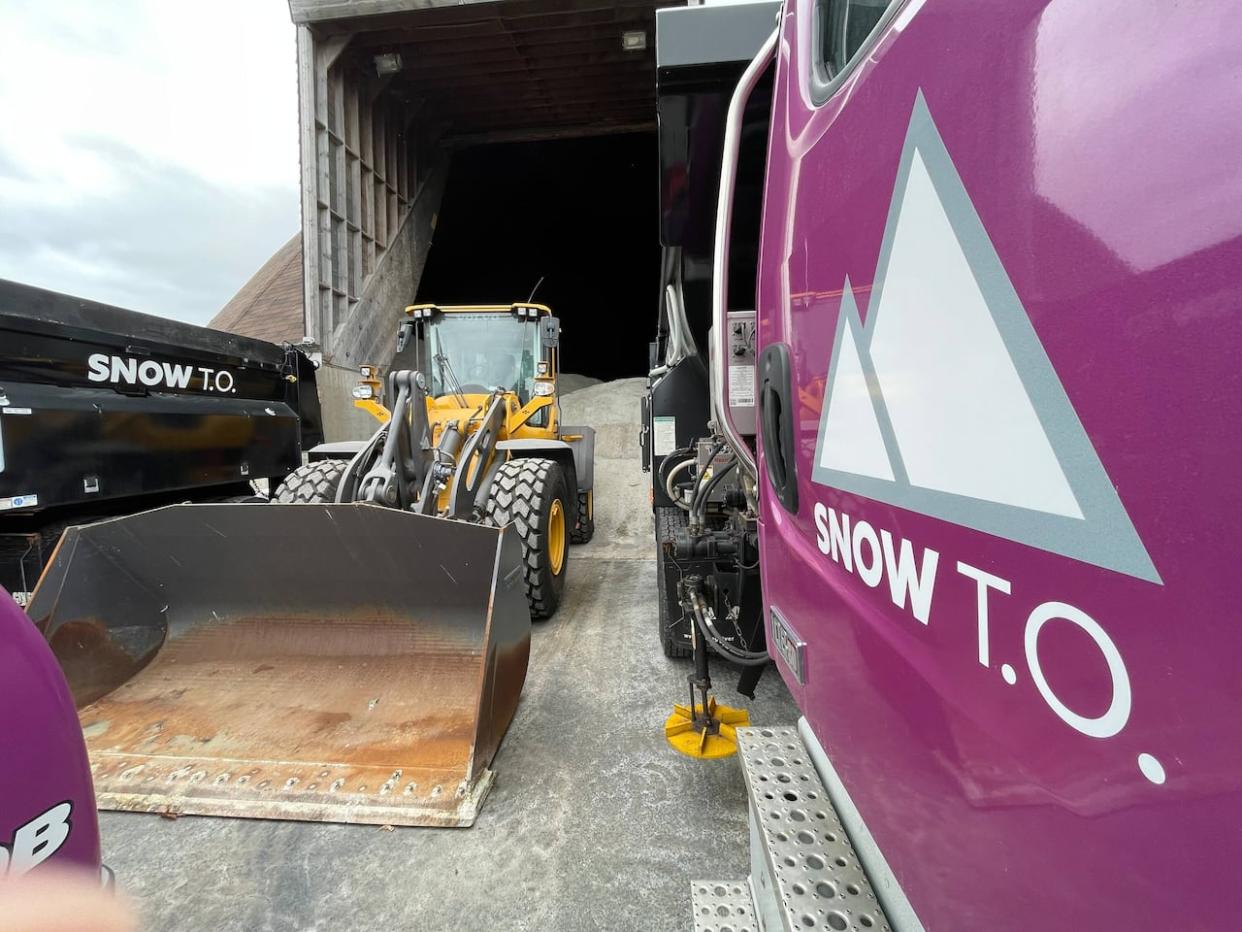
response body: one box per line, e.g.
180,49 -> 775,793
540,316 -> 560,348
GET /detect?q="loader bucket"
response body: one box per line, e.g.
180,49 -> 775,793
26,503 -> 530,828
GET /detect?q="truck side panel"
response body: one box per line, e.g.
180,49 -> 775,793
1,383 -> 301,511
0,280 -> 316,516
755,1 -> 1242,928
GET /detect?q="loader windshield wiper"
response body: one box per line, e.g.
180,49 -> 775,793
434,352 -> 470,408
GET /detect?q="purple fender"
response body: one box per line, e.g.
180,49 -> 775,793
754,0 -> 1242,928
0,589 -> 101,876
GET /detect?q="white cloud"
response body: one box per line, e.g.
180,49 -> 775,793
0,0 -> 300,323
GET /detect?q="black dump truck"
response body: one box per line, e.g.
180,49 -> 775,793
0,279 -> 323,595
641,3 -> 777,680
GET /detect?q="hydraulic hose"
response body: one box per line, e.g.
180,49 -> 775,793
664,458 -> 696,511
689,589 -> 768,665
657,444 -> 696,489
691,457 -> 737,523
687,441 -> 723,512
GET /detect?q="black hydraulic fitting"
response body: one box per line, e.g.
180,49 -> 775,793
673,527 -> 739,560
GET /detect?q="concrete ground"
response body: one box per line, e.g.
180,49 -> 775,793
100,379 -> 798,931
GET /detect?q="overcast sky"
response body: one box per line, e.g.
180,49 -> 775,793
0,1 -> 300,325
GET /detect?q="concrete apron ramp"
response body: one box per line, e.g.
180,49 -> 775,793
28,504 -> 530,827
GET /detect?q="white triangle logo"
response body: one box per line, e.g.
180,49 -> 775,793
811,92 -> 1159,583
816,287 -> 893,481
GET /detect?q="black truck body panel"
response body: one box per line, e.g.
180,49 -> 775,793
0,279 -> 322,592
644,356 -> 710,509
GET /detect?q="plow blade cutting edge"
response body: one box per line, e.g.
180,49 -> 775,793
27,503 -> 530,827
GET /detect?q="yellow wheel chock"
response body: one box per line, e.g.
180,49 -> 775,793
664,696 -> 750,759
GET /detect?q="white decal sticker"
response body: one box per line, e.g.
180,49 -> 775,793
1025,601 -> 1131,738
0,494 -> 38,511
653,416 -> 677,457
802,91 -> 1167,785
818,320 -> 892,480
813,504 -> 1155,769
87,353 -> 237,393
810,91 -> 1158,584
2,408 -> 32,415
1,802 -> 73,876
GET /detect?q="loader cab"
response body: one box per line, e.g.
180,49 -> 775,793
405,304 -> 558,409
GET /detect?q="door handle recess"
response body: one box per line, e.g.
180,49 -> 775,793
759,342 -> 798,514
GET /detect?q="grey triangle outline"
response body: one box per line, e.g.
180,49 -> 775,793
810,90 -> 1161,584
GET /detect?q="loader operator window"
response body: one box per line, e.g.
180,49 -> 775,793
427,313 -> 541,404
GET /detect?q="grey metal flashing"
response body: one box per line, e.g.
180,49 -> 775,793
289,0 -> 497,25
558,425 -> 596,490
656,2 -> 781,70
737,726 -> 892,932
494,439 -> 573,452
307,440 -> 368,458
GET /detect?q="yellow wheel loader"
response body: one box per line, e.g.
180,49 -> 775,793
278,302 -> 596,615
27,302 -> 595,829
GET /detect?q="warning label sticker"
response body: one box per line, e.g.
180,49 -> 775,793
729,364 -> 755,407
653,416 -> 677,456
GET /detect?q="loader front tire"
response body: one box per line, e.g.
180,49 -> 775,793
272,460 -> 347,504
486,458 -> 569,620
570,489 -> 594,544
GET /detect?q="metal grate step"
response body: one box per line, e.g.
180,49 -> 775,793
737,726 -> 892,932
692,880 -> 758,932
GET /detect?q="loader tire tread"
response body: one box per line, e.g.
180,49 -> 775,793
656,505 -> 693,659
273,460 -> 347,504
485,458 -> 569,620
570,489 -> 594,544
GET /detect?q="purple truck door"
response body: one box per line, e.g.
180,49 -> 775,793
754,0 -> 1242,928
0,590 -> 101,877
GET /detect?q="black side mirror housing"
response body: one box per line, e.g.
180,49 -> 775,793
541,316 -> 561,348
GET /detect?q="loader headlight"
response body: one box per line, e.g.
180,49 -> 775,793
537,362 -> 549,376
352,385 -> 375,400
533,382 -> 555,397
360,365 -> 373,378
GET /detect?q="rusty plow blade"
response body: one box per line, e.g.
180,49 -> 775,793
27,503 -> 530,827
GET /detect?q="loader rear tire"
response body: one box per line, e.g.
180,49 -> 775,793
485,458 -> 569,620
570,489 -> 594,544
272,460 -> 347,504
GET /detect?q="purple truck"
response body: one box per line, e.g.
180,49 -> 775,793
4,0 -> 1238,928
656,0 -> 1240,929
0,589 -> 101,880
